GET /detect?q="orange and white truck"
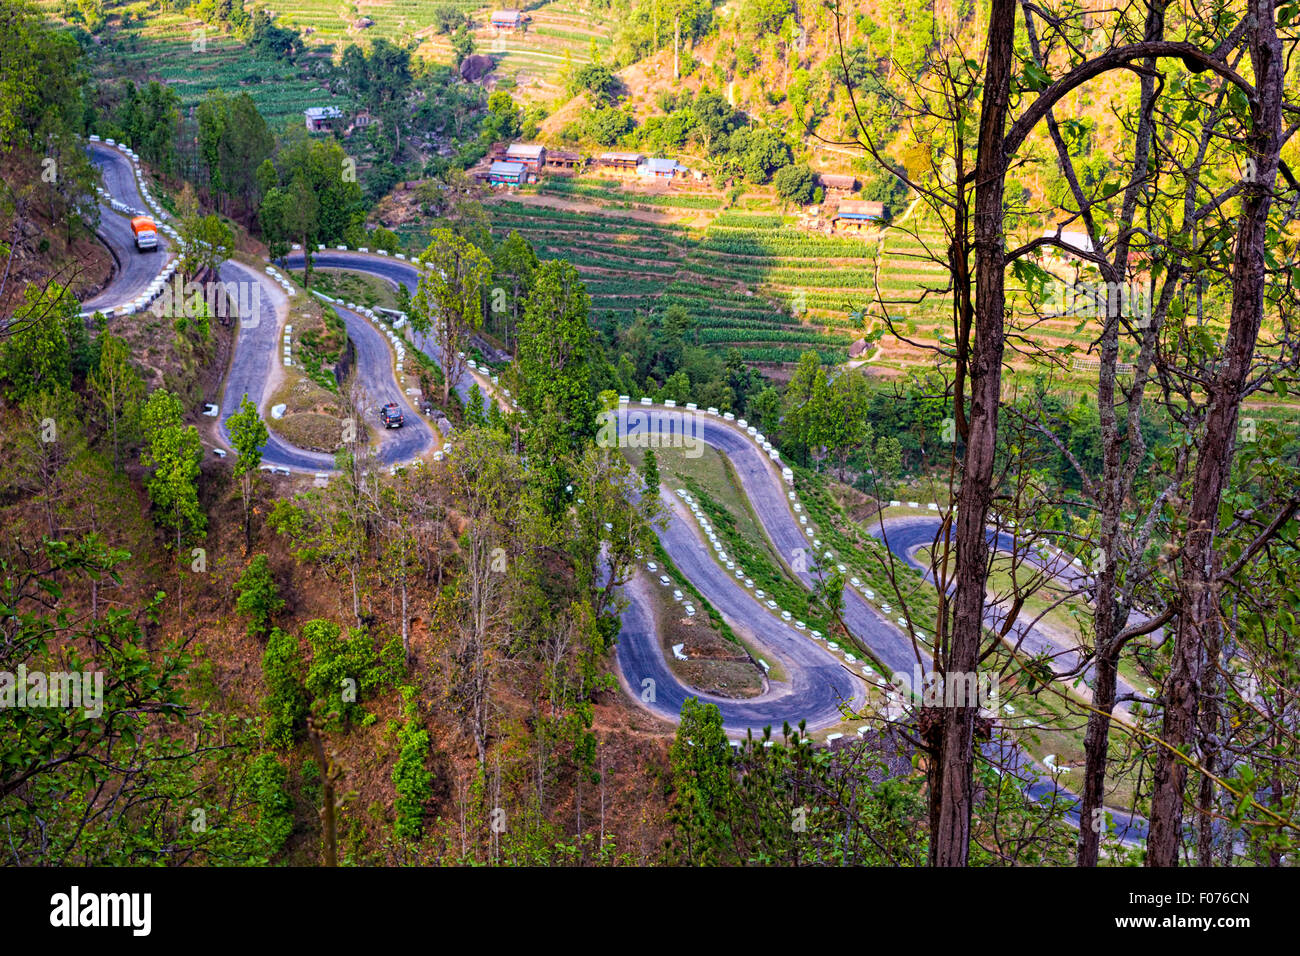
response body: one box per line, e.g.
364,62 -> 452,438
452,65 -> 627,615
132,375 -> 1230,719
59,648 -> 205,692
131,216 -> 157,251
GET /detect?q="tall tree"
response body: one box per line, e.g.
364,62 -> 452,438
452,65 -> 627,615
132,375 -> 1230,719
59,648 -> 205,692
410,228 -> 492,406
227,394 -> 267,547
87,329 -> 144,472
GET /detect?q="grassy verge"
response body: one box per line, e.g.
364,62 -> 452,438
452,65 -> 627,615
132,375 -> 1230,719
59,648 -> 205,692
296,268 -> 402,312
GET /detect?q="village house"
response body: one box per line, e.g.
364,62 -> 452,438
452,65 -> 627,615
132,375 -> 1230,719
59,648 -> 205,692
833,200 -> 886,230
817,173 -> 858,193
304,106 -> 344,133
595,151 -> 644,173
505,143 -> 547,173
639,157 -> 685,180
485,160 -> 528,186
546,149 -> 583,171
490,9 -> 524,30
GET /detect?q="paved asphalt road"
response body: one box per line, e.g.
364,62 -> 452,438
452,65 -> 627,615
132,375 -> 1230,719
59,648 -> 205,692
213,258 -> 434,471
83,144 -> 171,311
281,251 -> 491,414
872,515 -> 1146,706
84,160 -> 432,473
618,406 -> 925,675
617,487 -> 865,736
87,148 -> 1154,843
615,405 -> 1150,841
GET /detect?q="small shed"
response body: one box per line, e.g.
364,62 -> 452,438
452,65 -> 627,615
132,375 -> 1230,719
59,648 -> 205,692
546,149 -> 583,170
506,143 -> 547,172
491,9 -> 524,29
487,161 -> 528,186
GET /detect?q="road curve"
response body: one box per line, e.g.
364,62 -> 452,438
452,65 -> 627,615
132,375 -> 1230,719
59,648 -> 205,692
616,404 -> 1149,842
281,251 -> 492,414
86,149 -> 432,472
87,144 -> 1153,845
83,143 -> 171,311
617,488 -> 865,735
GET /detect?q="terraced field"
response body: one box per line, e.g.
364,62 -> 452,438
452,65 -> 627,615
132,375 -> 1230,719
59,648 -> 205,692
413,3 -> 616,99
476,183 -> 940,366
60,8 -> 350,129
51,1 -> 614,125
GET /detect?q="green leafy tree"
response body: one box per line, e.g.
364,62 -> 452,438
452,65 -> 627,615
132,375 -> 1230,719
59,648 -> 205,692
569,64 -> 619,105
0,282 -> 80,403
262,626 -> 309,748
773,163 -> 815,205
641,447 -> 660,494
236,554 -> 284,639
140,388 -> 206,550
88,328 -> 144,471
515,260 -> 599,505
283,177 -> 320,288
450,24 -> 475,67
490,230 -> 538,354
410,229 -> 492,406
227,394 -> 268,543
669,698 -> 734,865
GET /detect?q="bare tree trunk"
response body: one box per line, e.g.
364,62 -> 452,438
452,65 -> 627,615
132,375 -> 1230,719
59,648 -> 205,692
929,0 -> 1015,869
1147,1 -> 1282,867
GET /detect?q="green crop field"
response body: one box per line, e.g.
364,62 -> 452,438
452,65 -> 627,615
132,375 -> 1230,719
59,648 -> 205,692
483,188 -> 909,366
44,0 -> 616,125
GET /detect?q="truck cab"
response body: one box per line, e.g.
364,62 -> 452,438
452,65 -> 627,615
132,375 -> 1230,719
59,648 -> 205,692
131,216 -> 157,252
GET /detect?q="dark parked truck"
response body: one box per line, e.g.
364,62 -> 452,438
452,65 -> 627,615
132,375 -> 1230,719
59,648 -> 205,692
380,402 -> 404,428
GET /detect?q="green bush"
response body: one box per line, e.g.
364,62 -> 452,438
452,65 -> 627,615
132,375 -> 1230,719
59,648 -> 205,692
246,752 -> 294,856
391,689 -> 433,842
236,554 -> 284,639
262,627 -> 309,749
302,620 -> 404,729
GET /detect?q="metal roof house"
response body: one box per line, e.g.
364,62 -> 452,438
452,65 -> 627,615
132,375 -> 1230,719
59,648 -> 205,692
486,161 -> 528,186
304,106 -> 344,133
835,200 -> 885,221
595,151 -> 644,171
490,9 -> 524,29
505,143 -> 547,171
639,157 -> 683,179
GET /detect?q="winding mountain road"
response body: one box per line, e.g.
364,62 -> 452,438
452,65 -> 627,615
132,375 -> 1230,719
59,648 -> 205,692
88,149 -> 1148,844
84,143 -> 172,311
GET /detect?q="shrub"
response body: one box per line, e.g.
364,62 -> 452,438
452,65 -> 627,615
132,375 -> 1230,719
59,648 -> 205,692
391,689 -> 433,842
236,554 -> 284,639
262,627 -> 308,748
246,753 -> 294,856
